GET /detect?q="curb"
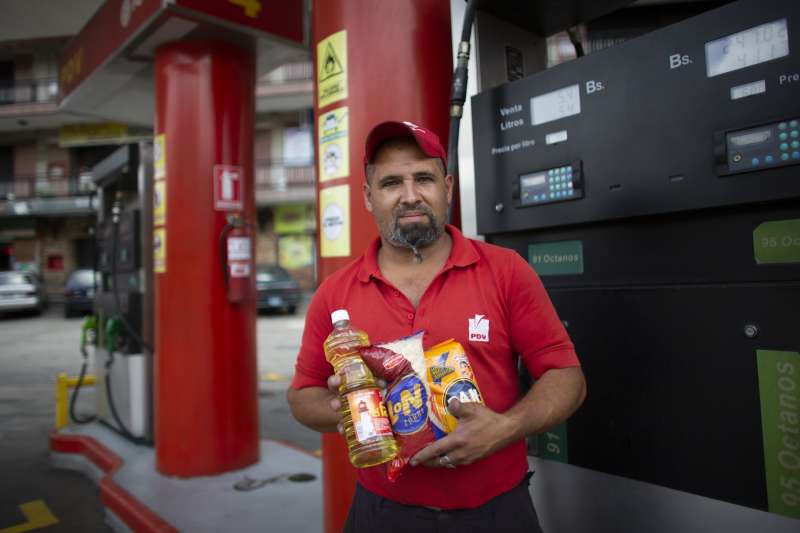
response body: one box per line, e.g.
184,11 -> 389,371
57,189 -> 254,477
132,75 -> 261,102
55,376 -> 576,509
49,432 -> 178,533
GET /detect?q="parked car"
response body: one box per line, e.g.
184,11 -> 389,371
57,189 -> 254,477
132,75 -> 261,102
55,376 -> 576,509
256,265 -> 301,314
0,271 -> 48,316
63,269 -> 98,318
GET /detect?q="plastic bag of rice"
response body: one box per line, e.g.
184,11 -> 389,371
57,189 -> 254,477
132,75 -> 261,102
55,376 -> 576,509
359,331 -> 439,481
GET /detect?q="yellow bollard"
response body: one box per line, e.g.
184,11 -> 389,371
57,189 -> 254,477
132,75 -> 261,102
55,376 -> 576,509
55,372 -> 96,430
55,373 -> 68,430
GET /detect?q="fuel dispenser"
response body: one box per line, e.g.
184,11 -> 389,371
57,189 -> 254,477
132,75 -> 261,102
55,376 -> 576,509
91,143 -> 154,443
470,0 -> 799,526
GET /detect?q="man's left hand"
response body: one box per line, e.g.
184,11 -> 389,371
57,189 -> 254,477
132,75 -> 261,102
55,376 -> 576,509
409,398 -> 517,468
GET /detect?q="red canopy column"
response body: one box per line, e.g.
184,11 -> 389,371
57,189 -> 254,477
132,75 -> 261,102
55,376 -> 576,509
311,1 -> 453,531
153,40 -> 259,476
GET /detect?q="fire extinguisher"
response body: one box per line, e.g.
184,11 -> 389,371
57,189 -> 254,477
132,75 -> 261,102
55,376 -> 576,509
219,214 -> 253,304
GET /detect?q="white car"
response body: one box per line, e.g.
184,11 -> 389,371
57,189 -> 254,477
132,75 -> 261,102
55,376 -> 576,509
0,271 -> 47,315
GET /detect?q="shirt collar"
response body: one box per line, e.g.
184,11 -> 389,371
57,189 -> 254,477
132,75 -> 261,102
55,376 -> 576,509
356,224 -> 479,283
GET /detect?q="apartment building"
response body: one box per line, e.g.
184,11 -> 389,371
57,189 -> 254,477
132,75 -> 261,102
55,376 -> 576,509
0,8 -> 315,297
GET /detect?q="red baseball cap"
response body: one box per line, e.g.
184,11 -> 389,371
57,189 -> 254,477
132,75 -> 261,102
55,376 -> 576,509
364,120 -> 447,169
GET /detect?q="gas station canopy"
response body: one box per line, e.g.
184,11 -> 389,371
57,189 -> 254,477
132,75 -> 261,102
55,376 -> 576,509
59,0 -> 307,126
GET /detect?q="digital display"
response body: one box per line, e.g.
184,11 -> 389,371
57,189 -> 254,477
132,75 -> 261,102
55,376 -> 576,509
521,173 -> 546,188
730,79 -> 766,100
705,19 -> 789,78
531,84 -> 581,126
730,128 -> 771,147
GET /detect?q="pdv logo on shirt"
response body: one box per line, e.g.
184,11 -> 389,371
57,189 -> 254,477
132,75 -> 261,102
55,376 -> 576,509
468,314 -> 490,342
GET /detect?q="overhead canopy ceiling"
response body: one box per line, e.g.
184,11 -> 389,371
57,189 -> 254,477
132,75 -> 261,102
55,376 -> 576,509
0,0 -> 310,132
0,0 -> 105,43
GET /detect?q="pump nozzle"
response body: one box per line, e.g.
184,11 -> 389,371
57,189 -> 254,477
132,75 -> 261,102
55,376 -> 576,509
105,317 -> 122,353
80,315 -> 97,356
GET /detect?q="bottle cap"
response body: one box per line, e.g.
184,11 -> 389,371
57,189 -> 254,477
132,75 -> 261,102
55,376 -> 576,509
331,309 -> 349,324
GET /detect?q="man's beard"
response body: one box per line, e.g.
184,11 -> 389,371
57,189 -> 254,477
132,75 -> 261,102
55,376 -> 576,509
384,205 -> 445,254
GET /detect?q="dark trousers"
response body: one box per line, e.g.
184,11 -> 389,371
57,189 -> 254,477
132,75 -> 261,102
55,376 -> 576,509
343,472 -> 543,533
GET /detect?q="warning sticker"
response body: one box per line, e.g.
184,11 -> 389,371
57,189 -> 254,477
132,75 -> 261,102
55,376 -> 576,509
154,134 -> 166,180
318,107 -> 349,182
229,263 -> 251,278
317,30 -> 347,108
213,165 -> 244,211
227,236 -> 251,261
319,184 -> 350,257
153,228 -> 166,273
154,180 -> 166,226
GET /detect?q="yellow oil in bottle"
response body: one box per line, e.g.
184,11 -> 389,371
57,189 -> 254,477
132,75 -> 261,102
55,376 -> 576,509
324,310 -> 397,468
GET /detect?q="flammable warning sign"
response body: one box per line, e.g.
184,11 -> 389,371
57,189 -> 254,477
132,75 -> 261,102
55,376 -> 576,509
317,30 -> 347,109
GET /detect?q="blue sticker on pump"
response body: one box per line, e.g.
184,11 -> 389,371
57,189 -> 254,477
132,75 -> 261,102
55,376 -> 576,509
385,375 -> 428,435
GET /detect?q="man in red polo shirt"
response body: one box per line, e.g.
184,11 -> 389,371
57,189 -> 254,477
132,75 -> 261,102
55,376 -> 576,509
288,120 -> 586,532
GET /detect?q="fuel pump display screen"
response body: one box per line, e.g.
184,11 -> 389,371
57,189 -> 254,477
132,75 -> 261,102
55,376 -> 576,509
730,128 -> 772,147
530,84 -> 581,126
718,117 -> 800,174
705,19 -> 789,77
520,173 -> 548,200
519,163 -> 583,206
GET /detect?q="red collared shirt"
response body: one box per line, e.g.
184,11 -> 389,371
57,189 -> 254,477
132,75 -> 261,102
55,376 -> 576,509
292,225 -> 579,509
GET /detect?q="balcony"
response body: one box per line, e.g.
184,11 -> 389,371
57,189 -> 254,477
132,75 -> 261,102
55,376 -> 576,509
1,172 -> 95,199
256,62 -> 312,114
0,172 -> 96,217
0,77 -> 59,106
0,77 -> 65,132
255,158 -> 315,205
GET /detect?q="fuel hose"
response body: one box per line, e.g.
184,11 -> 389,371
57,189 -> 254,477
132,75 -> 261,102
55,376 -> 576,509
446,0 -> 478,183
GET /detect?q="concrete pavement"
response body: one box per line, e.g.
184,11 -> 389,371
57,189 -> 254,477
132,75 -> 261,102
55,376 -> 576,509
0,296 -> 319,532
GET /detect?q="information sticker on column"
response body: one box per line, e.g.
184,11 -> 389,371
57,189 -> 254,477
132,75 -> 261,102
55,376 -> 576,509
154,180 -> 166,226
213,165 -> 244,211
154,134 -> 166,180
227,236 -> 251,277
317,29 -> 347,108
318,107 -> 349,182
154,227 -> 166,273
319,184 -> 350,257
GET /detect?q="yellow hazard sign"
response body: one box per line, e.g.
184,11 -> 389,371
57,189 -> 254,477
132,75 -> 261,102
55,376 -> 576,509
317,30 -> 347,109
154,180 -> 166,226
154,227 -> 166,273
154,134 -> 166,180
318,107 -> 349,182
319,184 -> 350,257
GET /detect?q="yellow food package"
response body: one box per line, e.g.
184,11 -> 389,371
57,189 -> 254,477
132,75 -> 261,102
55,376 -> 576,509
424,339 -> 483,436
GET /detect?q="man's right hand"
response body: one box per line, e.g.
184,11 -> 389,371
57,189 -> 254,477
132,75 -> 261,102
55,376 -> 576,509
287,374 -> 389,435
286,379 -> 343,434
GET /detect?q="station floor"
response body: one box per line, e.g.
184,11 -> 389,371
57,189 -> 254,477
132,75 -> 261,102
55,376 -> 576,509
50,420 -> 800,533
50,422 -> 322,533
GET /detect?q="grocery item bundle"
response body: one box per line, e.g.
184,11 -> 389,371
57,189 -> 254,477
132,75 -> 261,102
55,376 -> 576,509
359,332 -> 483,481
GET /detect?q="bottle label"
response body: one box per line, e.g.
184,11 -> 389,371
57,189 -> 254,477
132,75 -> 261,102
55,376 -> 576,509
346,389 -> 393,443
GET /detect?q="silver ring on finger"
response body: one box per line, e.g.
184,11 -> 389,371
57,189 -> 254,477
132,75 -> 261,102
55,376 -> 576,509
439,454 -> 456,469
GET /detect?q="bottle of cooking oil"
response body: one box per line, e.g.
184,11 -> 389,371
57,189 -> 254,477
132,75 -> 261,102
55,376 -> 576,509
324,309 -> 397,467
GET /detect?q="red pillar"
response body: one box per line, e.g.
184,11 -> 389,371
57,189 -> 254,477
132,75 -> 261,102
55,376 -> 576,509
153,40 -> 259,476
311,2 -> 453,531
